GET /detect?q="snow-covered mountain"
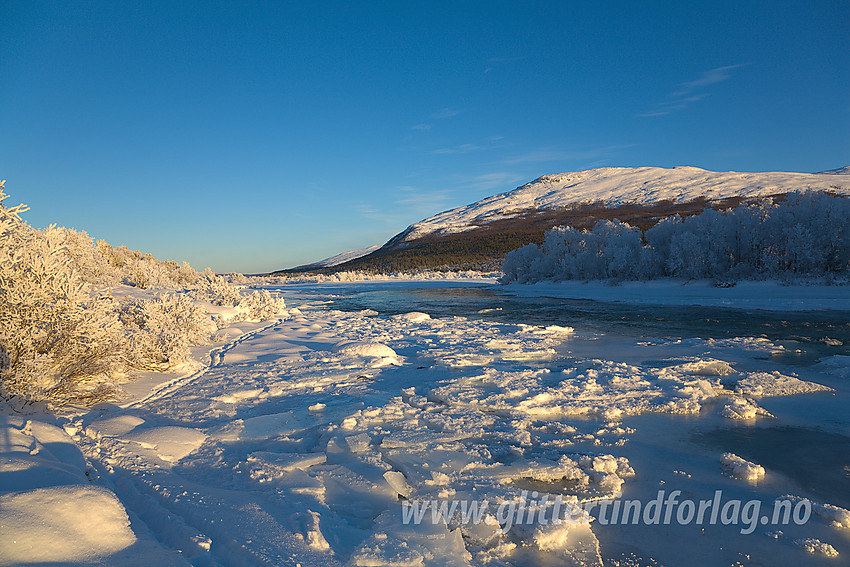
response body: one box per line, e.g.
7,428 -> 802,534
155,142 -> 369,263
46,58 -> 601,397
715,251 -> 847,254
278,165 -> 850,274
819,166 -> 850,175
308,245 -> 382,268
397,166 -> 850,242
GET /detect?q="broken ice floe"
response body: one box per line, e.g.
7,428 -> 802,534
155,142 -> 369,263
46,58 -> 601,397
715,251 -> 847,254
720,452 -> 765,482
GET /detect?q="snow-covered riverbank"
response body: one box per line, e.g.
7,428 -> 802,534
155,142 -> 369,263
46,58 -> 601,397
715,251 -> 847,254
2,281 -> 849,566
500,279 -> 850,312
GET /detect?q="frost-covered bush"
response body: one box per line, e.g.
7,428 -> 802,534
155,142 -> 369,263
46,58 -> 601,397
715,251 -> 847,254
236,289 -> 288,321
191,268 -> 287,320
49,227 -> 202,289
225,272 -> 249,284
193,267 -> 243,306
119,294 -> 217,370
502,192 -> 850,283
0,183 -> 126,407
116,249 -> 201,289
0,180 -> 287,408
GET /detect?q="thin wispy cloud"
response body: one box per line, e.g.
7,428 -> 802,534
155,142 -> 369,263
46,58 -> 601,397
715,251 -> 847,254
484,55 -> 528,73
673,64 -> 746,96
432,143 -> 486,155
394,189 -> 451,210
357,186 -> 453,227
639,64 -> 748,117
430,107 -> 463,120
432,136 -> 506,156
410,107 -> 464,131
501,145 -> 634,165
458,172 -> 527,192
356,204 -> 415,227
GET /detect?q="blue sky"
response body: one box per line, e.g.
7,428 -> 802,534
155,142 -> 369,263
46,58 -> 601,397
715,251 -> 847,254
2,1 -> 848,273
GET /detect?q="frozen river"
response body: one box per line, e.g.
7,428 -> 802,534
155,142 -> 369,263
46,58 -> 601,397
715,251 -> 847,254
8,280 -> 847,566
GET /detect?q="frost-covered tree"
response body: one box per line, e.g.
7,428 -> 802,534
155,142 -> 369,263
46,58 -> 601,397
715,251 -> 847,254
501,191 -> 850,283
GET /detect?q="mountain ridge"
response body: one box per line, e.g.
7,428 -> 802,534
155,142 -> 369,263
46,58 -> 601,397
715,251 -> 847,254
396,165 -> 850,243
275,165 -> 850,274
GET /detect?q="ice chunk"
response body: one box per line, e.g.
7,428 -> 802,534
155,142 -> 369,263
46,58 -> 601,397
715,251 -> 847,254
246,451 -> 327,472
674,358 -> 735,376
393,312 -> 431,322
532,521 -> 602,565
719,397 -> 772,420
735,371 -> 832,397
384,471 -> 412,498
334,341 -> 397,358
302,509 -> 330,551
720,453 -> 765,482
350,508 -> 471,567
345,432 -> 373,453
783,496 -> 850,530
123,426 -> 207,462
333,341 -> 400,366
794,538 -> 839,557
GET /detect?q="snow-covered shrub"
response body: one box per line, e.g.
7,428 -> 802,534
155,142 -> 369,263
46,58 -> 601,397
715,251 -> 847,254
225,272 -> 249,284
0,181 -> 284,407
119,294 -> 217,370
193,267 -> 243,306
57,228 -> 122,285
48,227 -> 202,289
0,182 -> 126,407
235,289 -> 287,321
188,268 -> 287,322
501,191 -> 850,283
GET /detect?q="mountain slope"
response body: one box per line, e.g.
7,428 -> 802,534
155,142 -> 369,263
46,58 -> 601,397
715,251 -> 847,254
296,245 -> 382,269
397,166 -> 850,242
277,165 -> 850,274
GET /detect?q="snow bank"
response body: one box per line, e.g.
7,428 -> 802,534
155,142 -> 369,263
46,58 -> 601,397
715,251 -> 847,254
0,485 -> 136,565
267,269 -> 500,284
500,279 -> 850,311
0,414 -> 179,565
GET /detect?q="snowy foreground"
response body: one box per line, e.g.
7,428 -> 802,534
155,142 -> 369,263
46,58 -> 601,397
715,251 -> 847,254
2,280 -> 850,566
